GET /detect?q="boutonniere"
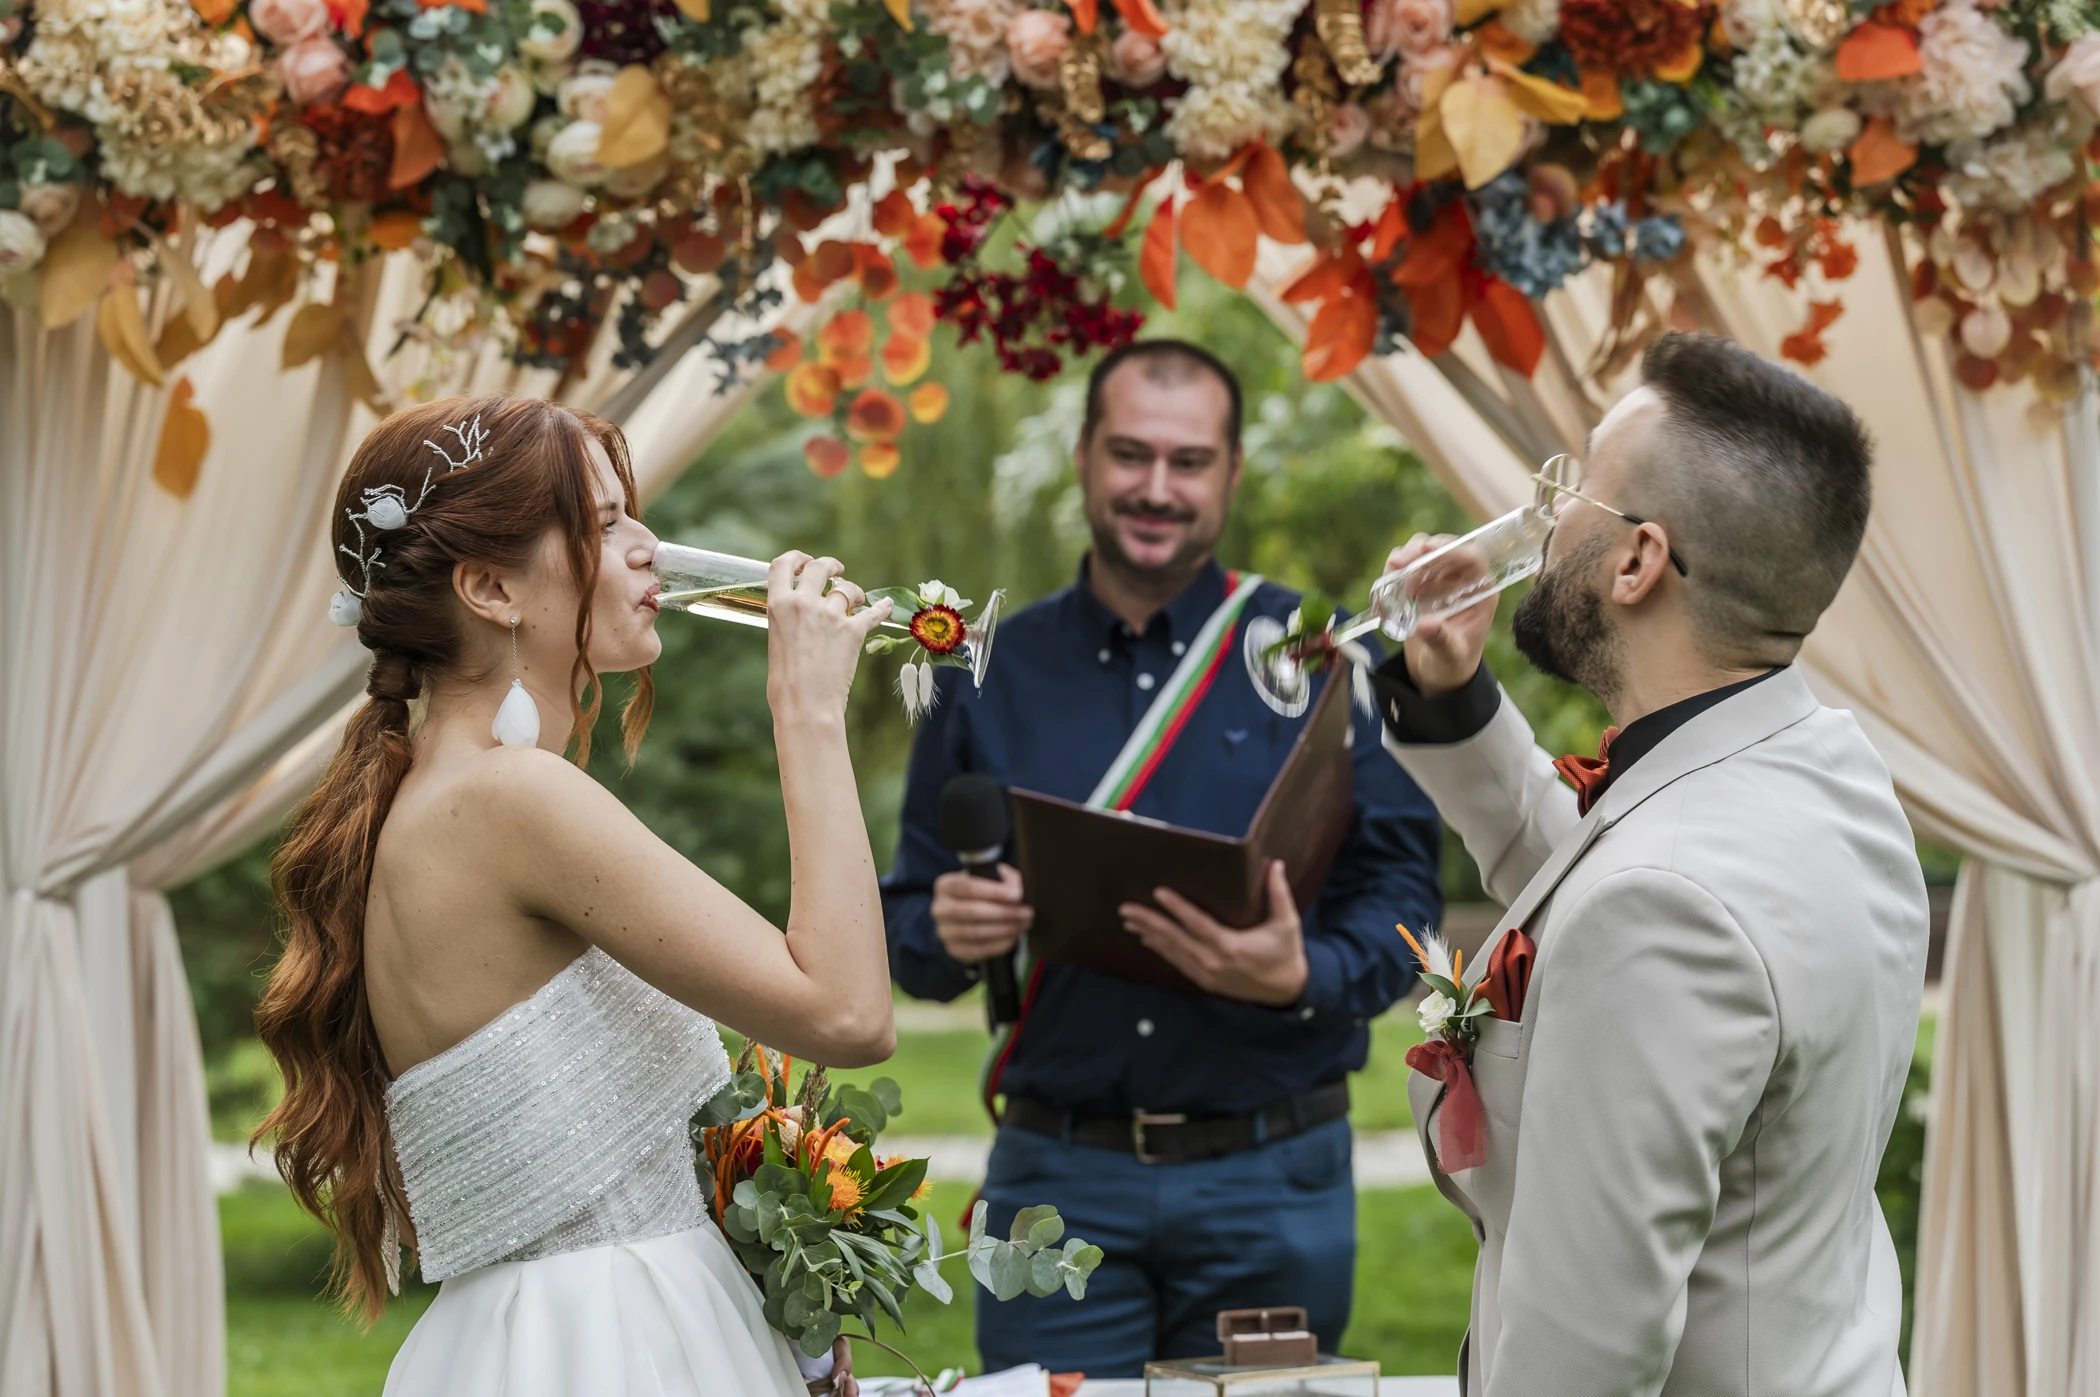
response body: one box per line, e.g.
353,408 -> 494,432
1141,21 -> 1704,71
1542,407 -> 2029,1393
1396,922 -> 1489,1172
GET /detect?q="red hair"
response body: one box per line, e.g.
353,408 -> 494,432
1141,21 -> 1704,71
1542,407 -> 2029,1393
254,395 -> 652,1321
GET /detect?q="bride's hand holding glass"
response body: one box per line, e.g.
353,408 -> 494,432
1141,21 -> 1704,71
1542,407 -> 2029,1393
759,552 -> 892,727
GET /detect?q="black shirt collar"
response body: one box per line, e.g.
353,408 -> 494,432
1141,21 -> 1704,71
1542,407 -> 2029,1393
1073,554 -> 1229,647
1601,667 -> 1784,780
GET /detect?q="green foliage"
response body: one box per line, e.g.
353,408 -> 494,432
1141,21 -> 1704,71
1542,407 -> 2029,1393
1877,1044 -> 1935,1370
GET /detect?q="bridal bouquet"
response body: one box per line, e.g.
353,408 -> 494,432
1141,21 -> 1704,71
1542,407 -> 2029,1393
691,1044 -> 1102,1369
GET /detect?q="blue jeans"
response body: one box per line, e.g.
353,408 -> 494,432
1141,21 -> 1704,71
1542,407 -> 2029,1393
973,1117 -> 1356,1378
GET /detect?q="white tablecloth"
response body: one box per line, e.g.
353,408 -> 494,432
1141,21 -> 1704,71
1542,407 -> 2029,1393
1073,1382 -> 1458,1395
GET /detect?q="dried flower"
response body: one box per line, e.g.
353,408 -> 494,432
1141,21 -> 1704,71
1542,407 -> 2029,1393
1558,0 -> 1710,78
1161,0 -> 1301,162
909,604 -> 967,654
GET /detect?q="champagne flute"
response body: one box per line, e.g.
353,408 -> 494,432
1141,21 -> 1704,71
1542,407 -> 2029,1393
653,542 -> 1004,691
1244,457 -> 1570,717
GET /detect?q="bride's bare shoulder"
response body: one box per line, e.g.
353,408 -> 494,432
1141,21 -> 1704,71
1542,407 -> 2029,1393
409,745 -> 639,850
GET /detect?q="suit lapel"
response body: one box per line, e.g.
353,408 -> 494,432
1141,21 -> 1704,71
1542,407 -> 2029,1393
1469,668 -> 1822,973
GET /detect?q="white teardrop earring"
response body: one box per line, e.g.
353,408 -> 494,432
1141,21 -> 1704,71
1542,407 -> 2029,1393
492,616 -> 541,749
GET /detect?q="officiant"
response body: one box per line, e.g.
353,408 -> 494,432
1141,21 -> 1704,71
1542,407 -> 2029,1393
880,340 -> 1444,1377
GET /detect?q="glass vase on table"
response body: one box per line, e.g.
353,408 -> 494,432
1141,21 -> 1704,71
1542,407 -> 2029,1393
652,542 -> 1004,720
1244,454 -> 1574,717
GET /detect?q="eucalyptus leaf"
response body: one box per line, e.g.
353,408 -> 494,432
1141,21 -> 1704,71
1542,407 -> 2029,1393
988,1243 -> 1031,1302
869,1077 -> 903,1115
1025,1213 -> 1065,1250
797,1308 -> 840,1356
1026,1248 -> 1064,1296
912,1259 -> 954,1306
1009,1205 -> 1059,1247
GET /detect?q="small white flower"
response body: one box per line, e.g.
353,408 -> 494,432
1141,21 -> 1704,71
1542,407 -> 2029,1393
518,0 -> 582,63
918,579 -> 966,610
1418,989 -> 1458,1040
328,589 -> 363,627
0,211 -> 47,274
363,494 -> 410,530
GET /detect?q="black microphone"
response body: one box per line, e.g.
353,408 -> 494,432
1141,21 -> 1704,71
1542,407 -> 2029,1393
938,774 -> 1022,1025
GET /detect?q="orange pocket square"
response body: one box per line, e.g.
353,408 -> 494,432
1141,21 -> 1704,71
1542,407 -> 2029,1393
1480,927 -> 1536,1023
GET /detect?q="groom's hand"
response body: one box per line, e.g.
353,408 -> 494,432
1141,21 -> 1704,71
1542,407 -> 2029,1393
1387,533 -> 1497,698
1120,860 -> 1309,1007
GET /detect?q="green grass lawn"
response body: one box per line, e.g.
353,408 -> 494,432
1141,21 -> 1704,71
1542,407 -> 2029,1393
224,1180 -> 1474,1395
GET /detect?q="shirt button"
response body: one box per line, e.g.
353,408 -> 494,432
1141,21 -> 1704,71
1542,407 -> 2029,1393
1136,673 -> 1156,691
1171,641 -> 1187,657
1098,648 -> 1111,664
1299,1006 -> 1316,1021
1136,1018 -> 1155,1037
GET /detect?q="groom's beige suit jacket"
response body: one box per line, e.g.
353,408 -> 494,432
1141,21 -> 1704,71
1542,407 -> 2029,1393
1384,667 -> 1927,1397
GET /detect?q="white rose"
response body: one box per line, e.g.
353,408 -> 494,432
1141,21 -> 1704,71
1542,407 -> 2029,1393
17,182 -> 80,237
1798,105 -> 1860,153
521,177 -> 588,229
485,64 -> 537,130
529,113 -> 566,161
558,68 -> 617,123
544,120 -> 606,186
1417,989 -> 1457,1040
518,0 -> 583,63
0,210 -> 46,272
917,580 -> 964,609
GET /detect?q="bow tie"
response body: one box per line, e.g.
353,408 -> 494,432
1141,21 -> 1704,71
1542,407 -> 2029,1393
1553,726 -> 1621,816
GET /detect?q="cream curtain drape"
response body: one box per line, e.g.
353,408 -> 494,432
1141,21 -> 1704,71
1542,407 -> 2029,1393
1,228 -> 804,1397
1248,221 -> 2100,1397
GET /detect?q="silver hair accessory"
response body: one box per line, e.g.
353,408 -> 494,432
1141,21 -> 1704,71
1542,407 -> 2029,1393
330,414 -> 487,627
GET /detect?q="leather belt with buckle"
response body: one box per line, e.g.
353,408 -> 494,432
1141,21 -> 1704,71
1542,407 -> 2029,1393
1003,1081 -> 1351,1164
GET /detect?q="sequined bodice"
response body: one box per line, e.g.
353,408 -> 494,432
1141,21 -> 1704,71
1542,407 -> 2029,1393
385,947 -> 729,1282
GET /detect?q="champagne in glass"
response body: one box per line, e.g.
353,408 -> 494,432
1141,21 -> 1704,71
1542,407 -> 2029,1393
1244,460 -> 1565,717
653,542 -> 1004,690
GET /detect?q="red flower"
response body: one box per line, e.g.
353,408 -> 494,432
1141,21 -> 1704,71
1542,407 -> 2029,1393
910,605 -> 966,655
1558,0 -> 1711,77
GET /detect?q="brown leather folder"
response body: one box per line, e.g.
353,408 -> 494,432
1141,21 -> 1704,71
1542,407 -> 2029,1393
1008,673 -> 1356,994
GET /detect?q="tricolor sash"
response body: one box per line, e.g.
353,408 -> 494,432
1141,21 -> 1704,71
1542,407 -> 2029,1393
1083,571 -> 1265,812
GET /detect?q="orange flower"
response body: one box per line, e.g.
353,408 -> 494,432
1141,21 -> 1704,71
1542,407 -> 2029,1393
763,329 -> 802,371
804,435 -> 850,477
888,291 -> 936,339
786,362 -> 839,417
910,604 -> 965,654
881,334 -> 931,385
860,443 -> 901,478
846,388 -> 906,443
810,239 -> 858,284
818,310 -> 876,359
907,382 -> 949,423
823,1161 -> 865,1215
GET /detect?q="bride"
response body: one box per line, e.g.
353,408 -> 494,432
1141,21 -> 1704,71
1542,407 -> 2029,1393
255,395 -> 894,1396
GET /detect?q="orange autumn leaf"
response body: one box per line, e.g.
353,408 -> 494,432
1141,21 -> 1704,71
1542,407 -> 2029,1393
1408,275 -> 1467,358
1280,249 -> 1353,304
1370,197 -> 1407,265
1109,0 -> 1167,38
1834,22 -> 1922,83
818,309 -> 876,361
1779,299 -> 1845,365
1472,278 -> 1545,376
888,291 -> 936,339
793,258 -> 827,304
1847,117 -> 1918,187
1180,181 -> 1259,289
908,382 -> 949,423
326,0 -> 369,33
1140,195 -> 1178,309
856,246 -> 899,301
1303,292 -> 1378,382
786,362 -> 840,417
1651,36 -> 1703,84
1474,18 -> 1536,65
370,208 -> 422,250
388,99 -> 444,190
846,387 -> 907,443
873,189 -> 917,238
1392,201 -> 1473,289
152,377 -> 210,499
763,329 -> 802,371
343,66 -> 419,113
1580,69 -> 1623,121
1241,144 -> 1306,245
189,0 -> 236,22
1066,0 -> 1098,33
805,434 -> 850,477
859,442 -> 902,478
881,333 -> 931,385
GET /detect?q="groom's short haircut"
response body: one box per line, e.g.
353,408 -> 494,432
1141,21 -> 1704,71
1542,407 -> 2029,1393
1633,333 -> 1873,666
1080,339 -> 1244,456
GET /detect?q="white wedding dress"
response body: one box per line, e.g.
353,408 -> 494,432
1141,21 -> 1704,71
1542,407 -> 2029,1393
381,946 -> 811,1397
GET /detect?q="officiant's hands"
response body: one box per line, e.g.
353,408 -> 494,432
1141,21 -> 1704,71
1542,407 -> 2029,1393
1120,860 -> 1309,1007
1387,533 -> 1497,698
931,864 -> 1033,962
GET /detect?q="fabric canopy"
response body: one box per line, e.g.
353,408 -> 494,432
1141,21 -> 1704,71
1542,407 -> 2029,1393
1251,221 -> 2100,1397
0,229 -> 806,1397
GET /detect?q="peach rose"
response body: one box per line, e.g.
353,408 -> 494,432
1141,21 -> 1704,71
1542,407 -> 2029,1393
17,182 -> 80,237
250,0 -> 329,46
1328,102 -> 1369,158
279,37 -> 351,107
1108,28 -> 1166,87
1367,0 -> 1452,60
1006,9 -> 1070,91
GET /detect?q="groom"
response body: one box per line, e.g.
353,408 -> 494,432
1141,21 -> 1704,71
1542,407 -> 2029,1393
1374,333 -> 1927,1395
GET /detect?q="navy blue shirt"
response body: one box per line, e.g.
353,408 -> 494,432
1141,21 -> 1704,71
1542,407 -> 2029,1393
881,558 -> 1443,1117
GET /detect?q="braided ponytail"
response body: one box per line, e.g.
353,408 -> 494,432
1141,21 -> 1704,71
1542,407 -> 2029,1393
255,397 -> 649,1322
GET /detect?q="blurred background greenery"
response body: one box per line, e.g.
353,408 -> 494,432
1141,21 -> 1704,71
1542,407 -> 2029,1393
179,263 -> 1946,1392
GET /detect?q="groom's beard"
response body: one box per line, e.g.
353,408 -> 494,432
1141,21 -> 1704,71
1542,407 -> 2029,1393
1512,532 -> 1624,704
